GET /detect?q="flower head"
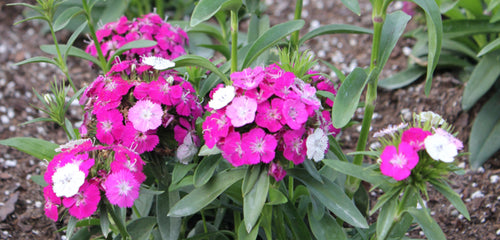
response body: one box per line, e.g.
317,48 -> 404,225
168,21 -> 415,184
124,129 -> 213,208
242,128 -> 278,164
62,182 -> 100,219
208,85 -> 236,110
424,133 -> 458,163
226,96 -> 258,127
401,127 -> 432,151
268,162 -> 287,182
142,56 -> 175,70
105,170 -> 141,208
380,142 -> 419,181
128,100 -> 164,132
306,128 -> 328,162
52,163 -> 86,198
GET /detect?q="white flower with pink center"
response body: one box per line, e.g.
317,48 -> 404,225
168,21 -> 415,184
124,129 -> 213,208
128,99 -> 164,132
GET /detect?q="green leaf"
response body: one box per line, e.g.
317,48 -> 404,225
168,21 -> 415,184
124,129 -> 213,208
242,165 -> 261,196
469,91 -> 500,168
244,167 -> 269,232
429,179 -> 470,220
40,44 -> 102,67
322,159 -> 389,190
97,0 -> 129,25
194,155 -> 221,187
406,207 -> 447,240
168,168 -> 245,217
321,60 -> 346,82
53,7 -> 82,32
443,19 -> 500,39
462,52 -> 500,110
370,187 -> 402,216
299,24 -> 372,45
0,137 -> 58,161
377,11 -> 411,75
267,186 -> 287,205
170,21 -> 226,44
66,216 -> 78,240
30,175 -> 48,187
238,220 -> 259,240
303,159 -> 323,183
190,0 -> 242,27
280,201 -> 313,240
308,212 -> 347,240
120,217 -> 156,240
65,22 -> 87,58
172,163 -> 196,185
174,55 -> 230,84
108,40 -> 157,65
157,183 -> 181,240
478,37 -> 500,57
99,205 -> 111,238
411,0 -> 443,95
14,56 -> 58,66
379,65 -> 426,90
287,168 -> 369,228
376,197 -> 398,240
330,67 -> 368,128
340,0 -> 361,15
242,20 -> 305,68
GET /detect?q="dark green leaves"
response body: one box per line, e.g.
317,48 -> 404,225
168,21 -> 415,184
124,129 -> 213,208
190,0 -> 242,27
406,207 -> 446,240
461,52 -> 500,110
243,167 -> 269,232
174,55 -> 230,84
0,137 -> 58,161
299,24 -> 372,45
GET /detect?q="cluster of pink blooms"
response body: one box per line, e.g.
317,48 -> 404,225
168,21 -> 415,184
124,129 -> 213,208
203,64 -> 339,181
80,59 -> 202,160
43,139 -> 144,220
377,122 -> 463,181
85,13 -> 188,63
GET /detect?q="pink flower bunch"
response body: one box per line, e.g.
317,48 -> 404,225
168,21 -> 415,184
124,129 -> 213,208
43,140 -> 144,221
85,13 -> 188,63
80,59 -> 203,161
202,64 -> 339,181
377,121 -> 463,181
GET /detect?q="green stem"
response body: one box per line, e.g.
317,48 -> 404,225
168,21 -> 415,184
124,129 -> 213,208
288,161 -> 294,199
155,0 -> 164,19
107,204 -> 130,239
82,0 -> 108,73
230,10 -> 238,74
345,2 -> 386,195
291,0 -> 303,50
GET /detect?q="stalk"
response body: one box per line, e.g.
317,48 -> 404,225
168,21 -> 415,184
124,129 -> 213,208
82,0 -> 108,73
291,0 -> 303,50
230,10 -> 238,73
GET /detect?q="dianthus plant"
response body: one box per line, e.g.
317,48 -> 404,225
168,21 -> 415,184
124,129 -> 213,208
203,63 -> 339,181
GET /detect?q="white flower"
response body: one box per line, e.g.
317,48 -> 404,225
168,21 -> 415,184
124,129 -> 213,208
418,111 -> 445,125
306,128 -> 328,162
52,163 -> 85,198
208,85 -> 236,110
424,133 -> 458,163
142,56 -> 175,70
176,133 -> 198,164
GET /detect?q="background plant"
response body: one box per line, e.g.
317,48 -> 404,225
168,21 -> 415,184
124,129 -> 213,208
378,0 -> 500,169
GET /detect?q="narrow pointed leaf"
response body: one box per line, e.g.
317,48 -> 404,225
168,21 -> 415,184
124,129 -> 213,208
242,20 -> 305,68
267,187 -> 287,205
174,55 -> 230,84
190,0 -> 242,27
308,212 -> 347,240
429,179 -> 470,220
411,0 -> 443,95
377,11 -> 411,74
244,168 -> 269,232
376,197 -> 398,240
469,92 -> 500,168
194,154 -> 222,187
99,205 -> 111,238
168,168 -> 245,217
340,0 -> 361,15
287,169 -> 369,228
379,65 -> 426,90
65,23 -> 88,58
53,7 -> 82,32
121,217 -> 156,240
0,137 -> 58,161
323,159 -> 389,190
157,183 -> 181,240
242,165 -> 261,196
478,37 -> 500,57
14,56 -> 58,66
172,163 -> 196,185
40,44 -> 102,67
406,207 -> 446,240
462,52 -> 500,110
30,175 -> 48,187
238,220 -> 259,240
443,20 -> 500,39
108,40 -> 157,64
331,67 -> 368,128
299,24 -> 372,45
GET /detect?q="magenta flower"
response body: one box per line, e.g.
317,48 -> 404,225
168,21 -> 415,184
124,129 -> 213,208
128,99 -> 164,132
105,170 -> 140,208
220,131 -> 245,167
97,76 -> 132,102
95,109 -> 124,145
62,182 -> 101,219
110,147 -> 145,183
282,99 -> 308,130
43,186 -> 60,221
268,162 -> 287,182
282,129 -> 306,164
226,96 -> 258,127
273,72 -> 297,99
148,76 -> 183,106
231,66 -> 265,90
202,110 -> 231,148
401,127 -> 432,151
255,98 -> 284,132
380,142 -> 419,181
242,128 -> 278,164
121,121 -> 159,153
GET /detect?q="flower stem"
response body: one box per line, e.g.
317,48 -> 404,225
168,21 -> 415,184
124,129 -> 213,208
291,0 -> 303,50
230,10 -> 238,73
82,0 -> 108,73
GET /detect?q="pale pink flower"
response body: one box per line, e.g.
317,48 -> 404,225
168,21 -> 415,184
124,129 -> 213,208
242,128 -> 277,164
128,99 -> 164,132
401,127 -> 432,151
380,142 -> 419,181
282,99 -> 308,130
226,96 -> 258,127
62,182 -> 101,219
434,128 -> 463,150
255,98 -> 284,132
105,170 -> 140,208
110,146 -> 146,183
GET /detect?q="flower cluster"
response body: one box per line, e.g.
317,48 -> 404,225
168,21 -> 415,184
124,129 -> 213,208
203,64 -> 339,181
80,59 -> 203,162
86,13 -> 188,63
374,111 -> 463,181
43,139 -> 144,220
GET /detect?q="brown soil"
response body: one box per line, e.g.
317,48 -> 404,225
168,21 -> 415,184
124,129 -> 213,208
0,0 -> 499,239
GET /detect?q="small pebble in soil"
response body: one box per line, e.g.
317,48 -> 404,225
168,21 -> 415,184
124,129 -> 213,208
458,162 -> 466,168
9,125 -> 16,132
451,209 -> 459,216
496,229 -> 500,235
472,182 -> 478,187
477,167 -> 485,173
35,201 -> 42,208
0,115 -> 9,124
4,159 -> 17,168
470,190 -> 484,199
402,46 -> 412,56
490,175 -> 499,184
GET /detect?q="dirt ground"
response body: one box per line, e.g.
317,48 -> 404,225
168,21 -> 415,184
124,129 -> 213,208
1,0 -> 499,239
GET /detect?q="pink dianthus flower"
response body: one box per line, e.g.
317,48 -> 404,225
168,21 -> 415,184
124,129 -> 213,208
105,170 -> 141,208
242,128 -> 277,164
128,99 -> 164,132
380,142 -> 419,181
226,96 -> 258,127
401,127 -> 432,151
62,182 -> 101,219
